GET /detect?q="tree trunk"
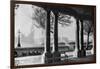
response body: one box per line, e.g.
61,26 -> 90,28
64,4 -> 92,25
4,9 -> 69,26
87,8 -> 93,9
87,32 -> 90,49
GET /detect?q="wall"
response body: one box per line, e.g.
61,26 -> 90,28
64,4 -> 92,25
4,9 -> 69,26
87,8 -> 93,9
0,0 -> 100,69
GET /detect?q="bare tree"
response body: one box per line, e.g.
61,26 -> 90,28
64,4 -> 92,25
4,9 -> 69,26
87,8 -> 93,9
32,6 -> 47,29
33,8 -> 73,29
58,13 -> 73,27
83,20 -> 93,48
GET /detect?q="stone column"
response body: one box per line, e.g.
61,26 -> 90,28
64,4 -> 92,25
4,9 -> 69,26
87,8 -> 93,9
53,11 -> 61,63
77,20 -> 86,57
76,19 -> 80,57
45,9 -> 53,63
80,20 -> 86,57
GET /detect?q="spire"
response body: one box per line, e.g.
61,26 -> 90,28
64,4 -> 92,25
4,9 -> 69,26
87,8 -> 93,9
17,29 -> 21,47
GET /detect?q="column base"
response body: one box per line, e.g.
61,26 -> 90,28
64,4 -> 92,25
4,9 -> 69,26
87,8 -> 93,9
45,52 -> 53,64
52,51 -> 61,63
78,50 -> 86,58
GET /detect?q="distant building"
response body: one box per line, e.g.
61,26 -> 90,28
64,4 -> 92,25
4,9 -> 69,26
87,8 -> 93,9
17,30 -> 21,48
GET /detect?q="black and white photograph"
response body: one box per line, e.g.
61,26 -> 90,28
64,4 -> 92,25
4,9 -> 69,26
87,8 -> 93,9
11,1 -> 96,68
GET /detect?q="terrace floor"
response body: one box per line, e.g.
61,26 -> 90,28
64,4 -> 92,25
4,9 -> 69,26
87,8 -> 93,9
15,54 -> 95,66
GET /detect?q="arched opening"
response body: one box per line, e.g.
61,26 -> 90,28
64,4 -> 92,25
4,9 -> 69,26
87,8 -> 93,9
58,13 -> 77,59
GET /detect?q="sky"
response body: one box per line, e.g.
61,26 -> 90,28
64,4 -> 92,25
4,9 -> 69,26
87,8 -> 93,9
58,16 -> 76,42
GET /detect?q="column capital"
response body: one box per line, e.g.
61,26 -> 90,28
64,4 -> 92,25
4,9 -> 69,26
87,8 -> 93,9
52,10 -> 59,16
